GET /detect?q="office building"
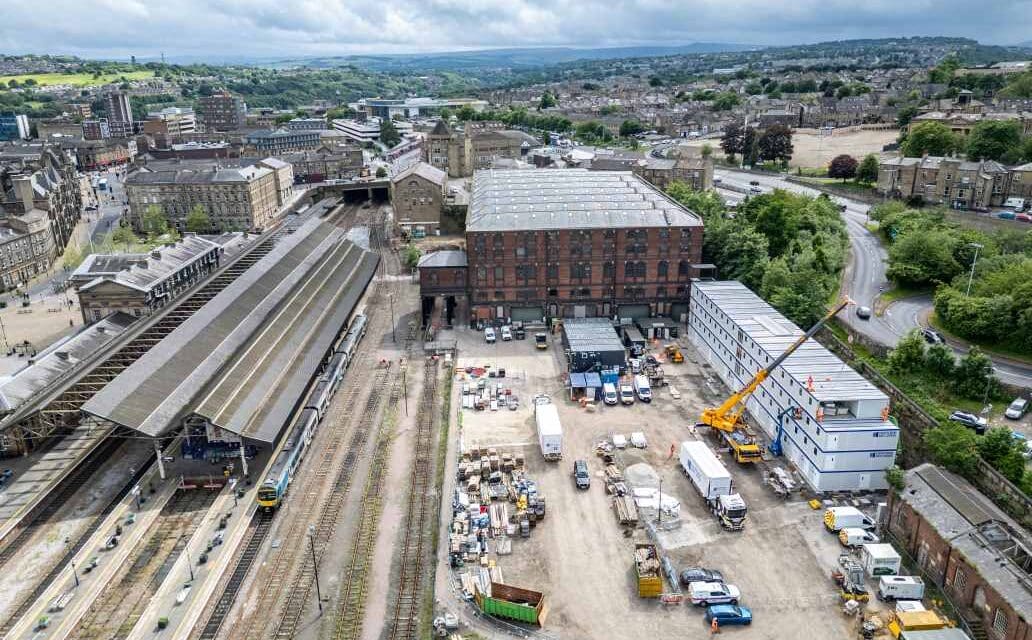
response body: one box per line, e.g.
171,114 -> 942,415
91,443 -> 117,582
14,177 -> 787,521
687,280 -> 898,492
197,92 -> 247,132
81,119 -> 111,141
104,91 -> 134,138
143,107 -> 197,138
0,114 -> 30,141
0,210 -> 57,290
244,128 -> 321,154
352,97 -> 488,119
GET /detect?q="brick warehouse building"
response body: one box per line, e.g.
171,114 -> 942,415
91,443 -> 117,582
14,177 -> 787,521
419,169 -> 705,326
886,464 -> 1032,640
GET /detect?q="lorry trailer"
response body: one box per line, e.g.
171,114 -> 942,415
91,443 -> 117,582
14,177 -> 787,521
534,395 -> 563,461
679,441 -> 747,531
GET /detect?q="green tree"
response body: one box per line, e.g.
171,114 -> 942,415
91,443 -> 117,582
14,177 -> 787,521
141,205 -> 169,238
184,205 -> 212,233
953,347 -> 998,401
896,104 -> 919,129
700,143 -> 713,158
965,120 -> 1023,162
924,343 -> 956,377
977,428 -> 1027,484
886,230 -> 961,287
379,118 -> 401,147
375,166 -> 388,178
711,92 -> 740,111
885,466 -> 905,492
538,91 -> 557,110
924,422 -> 979,477
720,122 -> 744,161
456,105 -> 476,121
619,119 -> 645,137
856,154 -> 879,184
887,330 -> 926,374
1000,71 -> 1032,99
110,225 -> 137,247
757,124 -> 793,167
901,122 -> 959,157
828,154 -> 858,181
402,245 -> 421,269
274,112 -> 295,125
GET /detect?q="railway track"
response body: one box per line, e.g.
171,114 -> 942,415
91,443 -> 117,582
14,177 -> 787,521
386,357 -> 440,640
69,487 -> 219,640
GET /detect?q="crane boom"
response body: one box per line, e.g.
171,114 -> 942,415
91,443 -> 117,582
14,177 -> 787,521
699,297 -> 852,434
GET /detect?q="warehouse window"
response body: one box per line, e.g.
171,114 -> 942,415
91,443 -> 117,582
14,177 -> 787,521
992,609 -> 1008,637
952,567 -> 967,592
657,260 -> 669,280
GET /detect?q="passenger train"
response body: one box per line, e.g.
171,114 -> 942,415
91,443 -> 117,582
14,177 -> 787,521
257,314 -> 368,509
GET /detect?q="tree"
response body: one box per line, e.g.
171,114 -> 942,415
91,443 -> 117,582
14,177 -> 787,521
379,118 -> 401,147
184,205 -> 212,233
828,154 -> 858,181
953,347 -> 998,401
274,112 -> 295,125
856,154 -> 879,184
757,124 -> 793,168
700,143 -> 713,158
742,127 -> 759,167
619,119 -> 645,138
711,92 -> 740,111
924,422 -> 979,477
456,105 -> 476,121
375,166 -> 388,178
896,104 -> 919,129
720,122 -> 744,161
901,122 -> 959,157
884,466 -> 905,492
538,91 -> 557,110
141,205 -> 169,238
402,245 -> 421,269
110,225 -> 137,247
966,120 -> 1023,162
887,330 -> 926,374
977,428 -> 1027,484
924,343 -> 956,377
886,230 -> 962,287
1000,71 -> 1032,99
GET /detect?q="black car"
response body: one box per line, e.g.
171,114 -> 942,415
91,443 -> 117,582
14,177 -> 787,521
679,567 -> 724,587
573,459 -> 590,489
749,180 -> 760,186
948,410 -> 988,435
922,328 -> 944,344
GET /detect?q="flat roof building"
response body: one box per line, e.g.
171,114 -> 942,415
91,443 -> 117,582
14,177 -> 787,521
688,280 -> 898,492
352,97 -> 488,119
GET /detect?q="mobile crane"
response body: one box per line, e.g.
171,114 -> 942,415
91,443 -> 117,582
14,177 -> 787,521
698,297 -> 852,463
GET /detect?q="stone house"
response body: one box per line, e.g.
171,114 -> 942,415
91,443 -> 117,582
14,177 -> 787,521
390,162 -> 446,236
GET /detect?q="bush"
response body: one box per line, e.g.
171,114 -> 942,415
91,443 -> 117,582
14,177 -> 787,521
888,330 -> 926,374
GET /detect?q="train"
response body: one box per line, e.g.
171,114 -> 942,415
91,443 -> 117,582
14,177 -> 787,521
257,314 -> 368,509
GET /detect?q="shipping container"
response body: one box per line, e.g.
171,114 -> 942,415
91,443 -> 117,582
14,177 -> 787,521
475,582 -> 549,626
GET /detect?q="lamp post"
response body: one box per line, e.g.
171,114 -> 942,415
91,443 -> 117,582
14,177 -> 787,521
185,546 -> 195,581
389,291 -> 397,343
308,525 -> 323,615
965,243 -> 983,296
71,560 -> 79,587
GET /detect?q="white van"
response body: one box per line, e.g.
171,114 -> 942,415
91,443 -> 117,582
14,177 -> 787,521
839,527 -> 879,547
633,375 -> 652,403
619,384 -> 635,405
603,383 -> 619,405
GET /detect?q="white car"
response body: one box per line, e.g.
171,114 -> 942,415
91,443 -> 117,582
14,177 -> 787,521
749,186 -> 763,193
484,327 -> 496,343
501,326 -> 513,341
1005,398 -> 1029,420
688,581 -> 741,606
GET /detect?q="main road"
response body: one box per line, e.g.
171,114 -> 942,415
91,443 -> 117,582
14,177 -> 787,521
714,168 -> 1032,387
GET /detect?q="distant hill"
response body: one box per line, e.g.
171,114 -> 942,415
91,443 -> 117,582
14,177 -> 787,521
262,43 -> 757,71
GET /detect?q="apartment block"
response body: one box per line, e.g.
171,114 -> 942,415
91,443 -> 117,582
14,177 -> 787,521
688,280 -> 898,492
0,114 -> 30,141
81,119 -> 111,141
143,107 -> 197,138
197,92 -> 247,132
244,128 -> 321,154
104,91 -> 134,138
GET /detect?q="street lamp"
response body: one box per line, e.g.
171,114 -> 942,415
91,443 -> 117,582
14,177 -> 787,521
982,366 -> 995,412
71,560 -> 79,587
965,243 -> 984,296
389,291 -> 397,343
308,525 -> 323,614
185,546 -> 195,581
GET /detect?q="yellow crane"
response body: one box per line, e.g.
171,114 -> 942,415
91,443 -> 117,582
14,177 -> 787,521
698,297 -> 852,463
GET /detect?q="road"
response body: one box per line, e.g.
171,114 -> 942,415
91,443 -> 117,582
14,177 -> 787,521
714,168 -> 1032,388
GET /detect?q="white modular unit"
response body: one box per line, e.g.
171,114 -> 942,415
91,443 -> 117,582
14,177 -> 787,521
688,281 -> 898,492
679,441 -> 733,500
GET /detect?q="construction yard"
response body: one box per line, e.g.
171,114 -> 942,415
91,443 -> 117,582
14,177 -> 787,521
434,326 -> 899,639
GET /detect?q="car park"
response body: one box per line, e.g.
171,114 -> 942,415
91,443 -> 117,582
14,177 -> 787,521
688,581 -> 740,606
484,327 -> 496,343
948,410 -> 988,434
704,604 -> 753,626
856,306 -> 872,320
1005,397 -> 1029,420
679,567 -> 724,587
922,328 -> 944,344
501,326 -> 513,341
573,459 -> 591,489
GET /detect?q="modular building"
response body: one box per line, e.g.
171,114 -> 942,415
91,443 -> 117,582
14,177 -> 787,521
687,281 -> 898,492
561,318 -> 626,373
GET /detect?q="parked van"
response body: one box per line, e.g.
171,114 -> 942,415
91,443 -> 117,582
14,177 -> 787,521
878,576 -> 925,601
824,506 -> 876,532
603,383 -> 619,406
633,375 -> 652,403
619,384 -> 635,405
839,527 -> 879,547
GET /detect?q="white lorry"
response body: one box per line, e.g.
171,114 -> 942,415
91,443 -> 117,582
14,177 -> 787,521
534,395 -> 563,461
678,441 -> 747,531
861,543 -> 901,576
633,374 -> 652,403
877,575 -> 925,601
823,506 -> 876,532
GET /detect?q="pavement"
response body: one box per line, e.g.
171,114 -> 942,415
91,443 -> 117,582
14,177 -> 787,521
714,168 -> 1032,388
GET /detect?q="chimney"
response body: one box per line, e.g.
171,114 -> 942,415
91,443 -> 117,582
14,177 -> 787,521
151,250 -> 162,260
12,176 -> 34,213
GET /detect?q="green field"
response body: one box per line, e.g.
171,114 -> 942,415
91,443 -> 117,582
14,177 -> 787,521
0,70 -> 154,88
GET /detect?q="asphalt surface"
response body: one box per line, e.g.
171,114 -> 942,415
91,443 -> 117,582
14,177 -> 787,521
714,168 -> 1032,388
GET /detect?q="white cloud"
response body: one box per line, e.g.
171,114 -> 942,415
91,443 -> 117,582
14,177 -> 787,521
1,0 -> 1030,58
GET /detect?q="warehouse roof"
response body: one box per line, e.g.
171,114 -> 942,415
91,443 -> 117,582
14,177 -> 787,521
900,464 -> 1032,618
82,217 -> 377,441
417,250 -> 467,268
563,318 -> 626,353
691,280 -> 887,404
0,313 -> 136,415
467,169 -> 702,232
72,234 -> 222,293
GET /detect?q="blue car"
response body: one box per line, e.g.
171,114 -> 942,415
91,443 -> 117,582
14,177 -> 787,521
704,604 -> 753,626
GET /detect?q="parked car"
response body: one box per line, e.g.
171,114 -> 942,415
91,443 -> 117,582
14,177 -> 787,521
1017,213 -> 1032,223
998,211 -> 1017,220
749,180 -> 760,186
922,328 -> 944,344
573,459 -> 590,489
704,604 -> 753,626
949,410 -> 988,434
749,186 -> 763,193
500,326 -> 513,341
688,582 -> 740,606
856,306 -> 872,320
1,469 -> 12,480
484,327 -> 496,344
679,567 -> 724,587
1005,397 -> 1030,420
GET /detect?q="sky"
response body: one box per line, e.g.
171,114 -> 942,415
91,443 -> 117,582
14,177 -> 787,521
2,0 -> 1031,60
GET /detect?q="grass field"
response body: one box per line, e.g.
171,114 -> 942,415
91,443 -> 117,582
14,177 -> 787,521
0,70 -> 154,88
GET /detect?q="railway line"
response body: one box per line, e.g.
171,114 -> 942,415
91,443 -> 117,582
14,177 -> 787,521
0,199 -> 348,637
69,487 -> 219,640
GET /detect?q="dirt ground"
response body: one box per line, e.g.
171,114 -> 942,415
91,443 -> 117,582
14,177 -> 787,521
683,127 -> 899,169
435,327 -> 884,639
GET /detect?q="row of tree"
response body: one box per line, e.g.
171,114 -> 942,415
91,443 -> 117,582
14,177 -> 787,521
827,153 -> 879,183
902,120 -> 1032,164
720,123 -> 794,168
666,186 -> 848,328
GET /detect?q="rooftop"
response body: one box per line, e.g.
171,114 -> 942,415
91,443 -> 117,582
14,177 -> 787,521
71,235 -> 222,293
900,464 -> 1032,617
417,250 -> 467,268
393,161 -> 446,186
467,169 -> 703,232
126,165 -> 272,186
563,318 -> 625,353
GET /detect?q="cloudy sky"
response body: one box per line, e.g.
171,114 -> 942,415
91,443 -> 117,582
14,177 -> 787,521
2,0 -> 1030,59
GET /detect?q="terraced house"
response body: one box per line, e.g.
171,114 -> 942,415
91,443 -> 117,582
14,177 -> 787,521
878,156 -> 1012,210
